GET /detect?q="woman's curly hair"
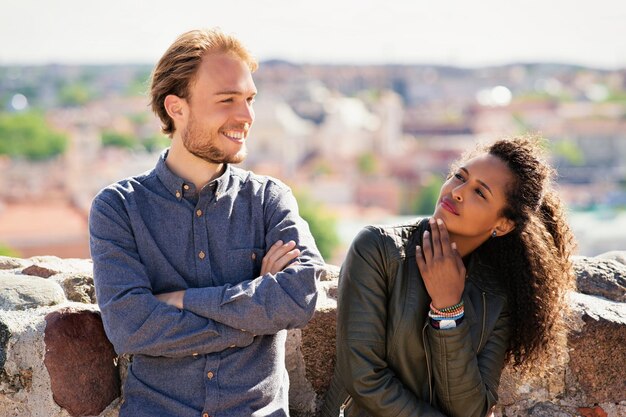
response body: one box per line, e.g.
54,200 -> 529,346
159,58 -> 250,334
469,136 -> 576,371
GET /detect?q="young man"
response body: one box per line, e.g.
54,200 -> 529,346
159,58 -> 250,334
89,28 -> 324,417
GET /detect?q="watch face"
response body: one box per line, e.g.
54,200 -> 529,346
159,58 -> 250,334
439,319 -> 457,329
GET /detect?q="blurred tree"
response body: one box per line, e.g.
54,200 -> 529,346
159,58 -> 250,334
0,243 -> 19,257
58,82 -> 95,107
101,130 -> 137,149
126,69 -> 152,96
551,139 -> 585,166
357,152 -> 379,176
0,111 -> 68,160
141,134 -> 170,153
412,175 -> 445,215
294,191 -> 340,261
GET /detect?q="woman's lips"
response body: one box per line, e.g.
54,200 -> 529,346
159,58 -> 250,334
441,199 -> 459,215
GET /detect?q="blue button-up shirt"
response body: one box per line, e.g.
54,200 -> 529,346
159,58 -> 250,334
89,150 -> 324,417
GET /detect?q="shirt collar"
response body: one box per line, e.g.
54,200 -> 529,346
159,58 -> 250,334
156,148 -> 232,201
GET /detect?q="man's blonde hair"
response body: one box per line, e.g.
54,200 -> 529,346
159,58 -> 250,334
149,28 -> 258,137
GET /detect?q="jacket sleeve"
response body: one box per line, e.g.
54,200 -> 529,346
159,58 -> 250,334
426,299 -> 510,417
182,183 -> 324,335
336,227 -> 447,417
90,193 -> 255,358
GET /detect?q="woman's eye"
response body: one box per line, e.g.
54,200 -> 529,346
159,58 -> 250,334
476,189 -> 486,199
454,173 -> 464,181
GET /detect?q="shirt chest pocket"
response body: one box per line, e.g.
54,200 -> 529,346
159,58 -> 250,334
219,248 -> 265,285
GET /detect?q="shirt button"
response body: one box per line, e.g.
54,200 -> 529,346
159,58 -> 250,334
198,251 -> 205,260
229,344 -> 236,348
183,184 -> 190,190
196,209 -> 203,217
175,191 -> 181,199
251,252 -> 256,260
202,413 -> 209,417
207,371 -> 214,379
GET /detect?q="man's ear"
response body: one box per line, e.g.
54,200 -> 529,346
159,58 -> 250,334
164,95 -> 187,124
495,217 -> 515,237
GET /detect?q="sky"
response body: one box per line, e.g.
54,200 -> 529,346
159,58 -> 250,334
1,0 -> 626,68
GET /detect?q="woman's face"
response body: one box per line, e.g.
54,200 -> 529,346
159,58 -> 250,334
433,153 -> 515,241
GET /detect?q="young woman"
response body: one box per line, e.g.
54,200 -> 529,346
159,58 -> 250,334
322,136 -> 576,417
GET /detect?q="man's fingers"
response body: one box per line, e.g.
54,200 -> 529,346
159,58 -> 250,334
266,240 -> 294,263
261,240 -> 299,275
272,248 -> 301,272
262,240 -> 283,265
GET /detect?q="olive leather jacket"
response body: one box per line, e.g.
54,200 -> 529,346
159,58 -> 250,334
321,219 -> 511,417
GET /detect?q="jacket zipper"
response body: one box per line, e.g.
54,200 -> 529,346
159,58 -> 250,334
339,396 -> 353,417
478,291 -> 486,351
422,322 -> 433,404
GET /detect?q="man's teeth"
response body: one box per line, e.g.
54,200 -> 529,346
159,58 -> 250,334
223,131 -> 245,139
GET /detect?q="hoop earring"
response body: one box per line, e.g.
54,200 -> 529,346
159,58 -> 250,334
491,230 -> 497,238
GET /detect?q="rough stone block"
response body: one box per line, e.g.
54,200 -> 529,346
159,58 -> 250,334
574,256 -> 626,302
567,292 -> 626,405
44,307 -> 120,417
20,256 -> 93,279
287,329 -> 317,416
0,257 -> 27,270
0,274 -> 66,311
301,280 -> 337,402
51,273 -> 96,304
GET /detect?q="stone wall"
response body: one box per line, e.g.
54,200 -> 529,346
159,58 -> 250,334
1,254 -> 625,417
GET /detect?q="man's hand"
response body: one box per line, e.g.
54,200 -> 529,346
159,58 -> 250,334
155,240 -> 299,309
261,240 -> 300,276
155,290 -> 185,309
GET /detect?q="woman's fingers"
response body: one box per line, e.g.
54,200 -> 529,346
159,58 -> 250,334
415,245 -> 427,272
429,218 -> 442,258
422,230 -> 432,262
451,242 -> 466,274
436,218 -> 451,255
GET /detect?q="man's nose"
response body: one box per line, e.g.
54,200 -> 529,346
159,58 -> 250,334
235,102 -> 254,125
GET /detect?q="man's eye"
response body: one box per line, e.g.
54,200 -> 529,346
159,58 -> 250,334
247,97 -> 255,104
221,98 -> 233,103
476,189 -> 486,199
454,173 -> 464,181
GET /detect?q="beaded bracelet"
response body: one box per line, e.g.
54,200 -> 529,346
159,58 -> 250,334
430,300 -> 464,315
430,303 -> 464,318
428,310 -> 465,321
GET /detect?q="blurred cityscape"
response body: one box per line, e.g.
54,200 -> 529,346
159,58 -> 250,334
1,62 -> 626,264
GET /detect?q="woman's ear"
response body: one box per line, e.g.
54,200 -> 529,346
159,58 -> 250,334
495,217 -> 515,237
164,95 -> 187,125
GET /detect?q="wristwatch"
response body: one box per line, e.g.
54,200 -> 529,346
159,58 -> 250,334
430,316 -> 464,330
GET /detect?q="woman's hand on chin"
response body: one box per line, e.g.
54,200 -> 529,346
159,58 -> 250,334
416,217 -> 466,309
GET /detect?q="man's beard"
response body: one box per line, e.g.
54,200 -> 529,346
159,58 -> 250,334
181,115 -> 248,165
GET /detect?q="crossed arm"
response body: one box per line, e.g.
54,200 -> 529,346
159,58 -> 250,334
155,240 -> 301,308
90,185 -> 323,358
